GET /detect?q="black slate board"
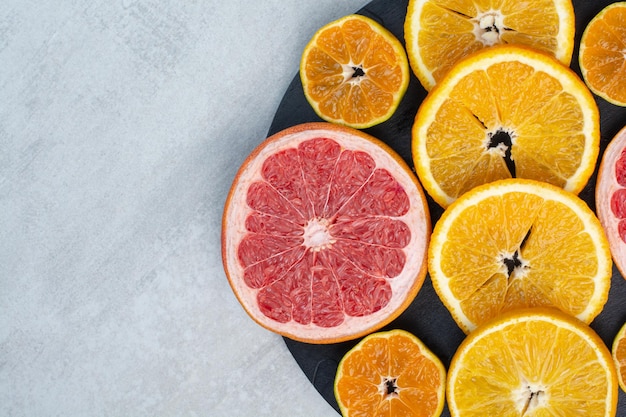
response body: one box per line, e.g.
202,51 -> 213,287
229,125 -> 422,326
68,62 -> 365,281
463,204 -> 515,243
267,0 -> 626,415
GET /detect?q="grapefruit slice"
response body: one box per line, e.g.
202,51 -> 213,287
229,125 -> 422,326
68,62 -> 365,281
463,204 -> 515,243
221,122 -> 431,344
596,124 -> 626,279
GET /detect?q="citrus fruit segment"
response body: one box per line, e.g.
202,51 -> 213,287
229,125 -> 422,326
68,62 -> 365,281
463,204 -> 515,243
428,178 -> 612,334
334,329 -> 446,417
412,44 -> 600,208
404,0 -> 575,90
579,2 -> 626,107
613,321 -> 626,392
300,14 -> 410,129
447,308 -> 619,417
595,124 -> 626,279
222,123 -> 430,344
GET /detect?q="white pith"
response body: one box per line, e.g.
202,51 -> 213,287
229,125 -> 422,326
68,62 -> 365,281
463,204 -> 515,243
341,61 -> 367,85
513,381 -> 548,414
303,218 -> 335,252
472,10 -> 506,46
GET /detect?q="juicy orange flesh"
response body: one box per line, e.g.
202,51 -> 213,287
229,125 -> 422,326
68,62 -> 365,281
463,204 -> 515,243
239,137 -> 413,327
580,5 -> 626,104
417,0 -> 561,84
336,333 -> 443,416
303,18 -> 405,125
426,60 -> 585,199
441,191 -> 598,327
616,326 -> 626,390
452,319 -> 612,415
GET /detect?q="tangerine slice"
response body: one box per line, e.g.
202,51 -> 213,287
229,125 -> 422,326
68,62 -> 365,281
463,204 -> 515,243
428,178 -> 612,334
404,0 -> 575,90
222,123 -> 430,344
613,321 -> 626,393
447,308 -> 618,417
595,124 -> 626,279
334,329 -> 446,417
300,14 -> 410,129
579,2 -> 626,107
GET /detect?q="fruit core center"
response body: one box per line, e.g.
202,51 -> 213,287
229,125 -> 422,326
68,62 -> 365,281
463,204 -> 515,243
380,377 -> 399,398
499,249 -> 528,279
487,128 -> 516,176
303,218 -> 335,251
352,66 -> 365,78
472,10 -> 508,46
343,63 -> 366,84
520,385 -> 547,415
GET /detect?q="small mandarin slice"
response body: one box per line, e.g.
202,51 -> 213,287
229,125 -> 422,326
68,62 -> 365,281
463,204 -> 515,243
334,329 -> 446,417
579,2 -> 626,106
613,321 -> 626,392
300,14 -> 410,129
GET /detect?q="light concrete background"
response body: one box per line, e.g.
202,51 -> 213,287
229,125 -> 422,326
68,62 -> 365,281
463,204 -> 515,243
1,1 -> 371,415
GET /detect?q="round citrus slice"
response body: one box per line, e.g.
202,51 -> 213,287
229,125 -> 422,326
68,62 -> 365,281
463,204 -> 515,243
579,2 -> 626,107
334,329 -> 446,417
612,321 -> 626,393
404,0 -> 575,91
412,44 -> 600,208
447,308 -> 619,417
595,124 -> 626,279
300,14 -> 410,129
221,122 -> 430,344
428,178 -> 612,334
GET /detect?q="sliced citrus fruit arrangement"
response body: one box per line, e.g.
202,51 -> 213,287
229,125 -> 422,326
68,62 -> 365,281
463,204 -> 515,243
334,329 -> 446,417
595,124 -> 626,279
221,123 -> 430,344
428,178 -> 612,334
412,44 -> 600,208
447,308 -> 619,417
613,321 -> 626,393
300,14 -> 410,129
579,2 -> 626,107
404,0 -> 575,90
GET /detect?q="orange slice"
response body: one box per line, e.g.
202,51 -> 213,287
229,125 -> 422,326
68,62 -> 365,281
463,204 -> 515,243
428,178 -> 612,334
613,321 -> 626,392
579,2 -> 626,107
404,0 -> 575,90
300,14 -> 410,129
595,124 -> 626,279
447,308 -> 619,417
412,44 -> 600,208
221,123 -> 431,344
334,329 -> 446,417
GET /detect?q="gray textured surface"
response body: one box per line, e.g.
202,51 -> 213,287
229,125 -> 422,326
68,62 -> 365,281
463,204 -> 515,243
1,1 -> 370,415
